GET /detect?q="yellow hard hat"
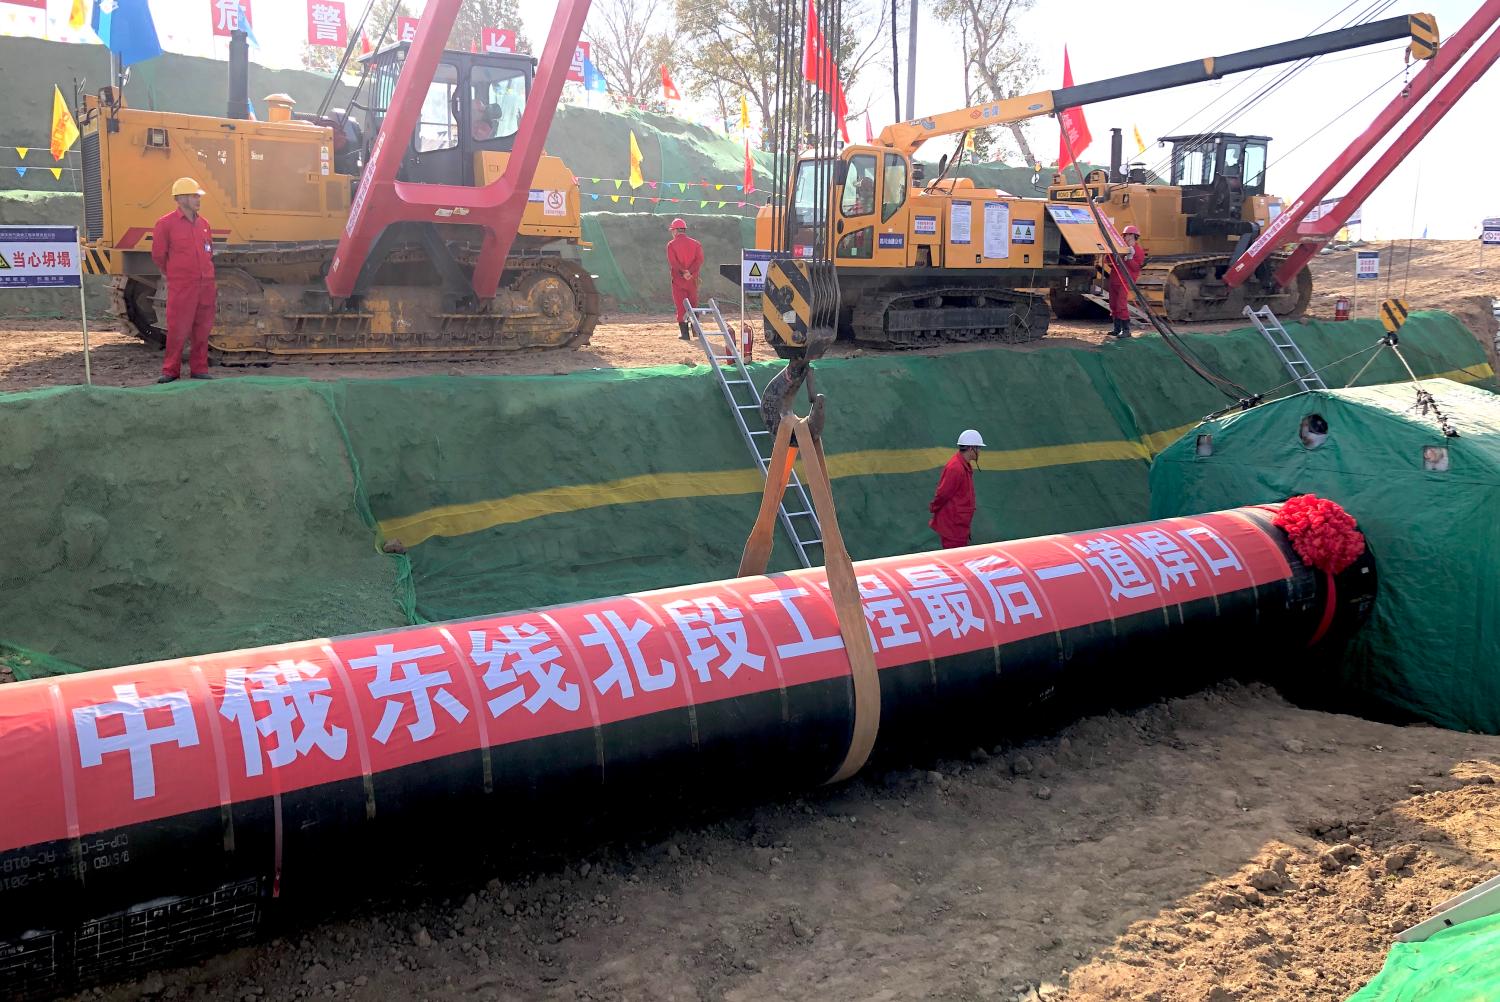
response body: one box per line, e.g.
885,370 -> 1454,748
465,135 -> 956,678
171,177 -> 206,197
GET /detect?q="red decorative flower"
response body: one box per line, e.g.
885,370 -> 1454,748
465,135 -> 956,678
1272,495 -> 1366,575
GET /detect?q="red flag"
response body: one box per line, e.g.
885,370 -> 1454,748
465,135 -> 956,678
1057,46 -> 1093,171
660,64 -> 681,101
802,0 -> 849,141
360,32 -> 372,55
864,114 -> 874,144
743,137 -> 755,194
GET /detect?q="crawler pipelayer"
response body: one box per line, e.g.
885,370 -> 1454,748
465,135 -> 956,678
79,0 -> 599,364
757,10 -> 1446,355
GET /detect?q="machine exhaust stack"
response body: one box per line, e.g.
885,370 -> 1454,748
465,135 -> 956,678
227,29 -> 250,120
1110,127 -> 1124,181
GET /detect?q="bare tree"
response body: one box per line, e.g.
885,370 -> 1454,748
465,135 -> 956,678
676,0 -> 890,148
932,0 -> 1039,167
588,0 -> 677,108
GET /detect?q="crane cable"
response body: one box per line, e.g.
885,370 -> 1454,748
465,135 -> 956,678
1058,126 -> 1258,404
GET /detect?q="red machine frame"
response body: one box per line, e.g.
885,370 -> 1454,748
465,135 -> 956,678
323,0 -> 591,301
1226,0 -> 1500,290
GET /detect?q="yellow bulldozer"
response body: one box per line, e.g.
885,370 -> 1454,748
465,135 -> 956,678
79,22 -> 597,364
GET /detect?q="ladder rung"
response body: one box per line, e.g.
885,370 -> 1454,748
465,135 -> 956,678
783,509 -> 812,518
799,538 -> 823,547
723,379 -> 751,386
735,403 -> 760,411
749,429 -> 769,436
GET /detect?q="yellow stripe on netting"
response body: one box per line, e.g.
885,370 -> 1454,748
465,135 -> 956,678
377,361 -> 1495,547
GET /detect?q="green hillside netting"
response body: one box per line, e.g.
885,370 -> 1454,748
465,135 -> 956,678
1349,912 -> 1500,1001
579,212 -> 751,312
0,314 -> 1490,678
1150,377 -> 1500,734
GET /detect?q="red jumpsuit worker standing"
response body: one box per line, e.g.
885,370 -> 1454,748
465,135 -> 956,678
150,177 -> 217,382
1106,225 -> 1145,339
666,217 -> 703,341
929,429 -> 985,549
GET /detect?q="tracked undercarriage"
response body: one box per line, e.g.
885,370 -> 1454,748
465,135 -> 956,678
847,285 -> 1051,348
1050,254 -> 1313,324
110,242 -> 599,365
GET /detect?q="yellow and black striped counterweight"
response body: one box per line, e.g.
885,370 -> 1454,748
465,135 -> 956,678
762,258 -> 840,361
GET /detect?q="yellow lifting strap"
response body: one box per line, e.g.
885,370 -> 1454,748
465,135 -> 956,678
738,414 -> 881,784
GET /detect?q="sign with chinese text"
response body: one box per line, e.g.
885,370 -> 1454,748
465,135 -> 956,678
1356,250 -> 1379,280
0,226 -> 81,288
569,42 -> 590,83
396,15 -> 419,42
306,0 -> 346,47
481,27 -> 516,53
210,0 -> 251,38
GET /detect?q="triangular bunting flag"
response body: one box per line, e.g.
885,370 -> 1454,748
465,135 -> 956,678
670,197 -> 679,203
718,201 -> 727,208
614,179 -> 622,190
648,181 -> 658,190
714,183 -> 723,191
651,197 -> 660,203
15,147 -> 27,159
699,201 -> 708,208
610,194 -> 620,202
677,183 -> 686,193
737,185 -> 744,192
591,177 -> 600,183
737,201 -> 746,207
15,167 -> 26,176
589,193 -> 598,200
50,167 -> 61,179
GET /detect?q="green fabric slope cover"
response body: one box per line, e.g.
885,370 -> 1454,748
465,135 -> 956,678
1349,911 -> 1500,1001
1149,380 -> 1500,733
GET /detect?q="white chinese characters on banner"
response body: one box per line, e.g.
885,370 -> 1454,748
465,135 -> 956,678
466,624 -> 580,718
212,0 -> 250,37
74,684 -> 201,800
1079,536 -> 1156,601
1125,529 -> 1200,591
963,555 -> 1044,623
220,661 -> 348,777
307,0 -> 346,47
1179,525 -> 1244,576
851,574 -> 921,651
581,610 -> 675,698
899,564 -> 984,639
346,643 -> 469,744
750,587 -> 844,659
663,597 -> 765,683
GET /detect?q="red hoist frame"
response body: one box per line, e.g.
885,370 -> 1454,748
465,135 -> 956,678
1225,0 -> 1500,292
324,0 -> 592,301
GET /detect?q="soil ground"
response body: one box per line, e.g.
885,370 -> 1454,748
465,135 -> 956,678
1,240 -> 1494,394
55,682 -> 1500,1002
11,242 -> 1500,1001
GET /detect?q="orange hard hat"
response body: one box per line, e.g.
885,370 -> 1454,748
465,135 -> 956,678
1122,225 -> 1141,236
670,218 -> 687,230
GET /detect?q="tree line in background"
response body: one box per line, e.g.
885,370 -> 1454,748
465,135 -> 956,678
300,0 -> 1039,167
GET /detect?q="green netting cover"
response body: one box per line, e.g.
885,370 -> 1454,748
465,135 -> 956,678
1150,379 -> 1500,733
1349,912 -> 1500,1001
579,211 -> 750,312
1,314 -> 1490,677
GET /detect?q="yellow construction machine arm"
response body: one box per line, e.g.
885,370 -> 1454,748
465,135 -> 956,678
874,12 -> 1436,156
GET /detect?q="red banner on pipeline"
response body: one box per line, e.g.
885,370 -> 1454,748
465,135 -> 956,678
0,512 -> 1288,853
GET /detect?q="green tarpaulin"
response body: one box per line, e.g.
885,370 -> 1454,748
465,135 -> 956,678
1150,379 -> 1500,733
1350,912 -> 1500,1001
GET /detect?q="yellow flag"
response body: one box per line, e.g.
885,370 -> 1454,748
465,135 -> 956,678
628,130 -> 644,189
739,94 -> 750,132
68,0 -> 86,30
964,131 -> 976,153
50,86 -> 79,161
14,147 -> 27,160
1132,125 -> 1146,156
50,167 -> 62,180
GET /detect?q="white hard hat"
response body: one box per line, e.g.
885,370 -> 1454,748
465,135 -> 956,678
957,429 -> 986,448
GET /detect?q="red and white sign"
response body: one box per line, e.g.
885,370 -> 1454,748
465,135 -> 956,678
481,26 -> 516,53
568,41 -> 590,83
395,15 -> 419,42
0,510 -> 1291,855
306,0 -> 347,48
210,0 -> 252,38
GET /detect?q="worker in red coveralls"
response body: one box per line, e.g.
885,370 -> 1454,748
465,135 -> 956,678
666,217 -> 703,341
1106,225 -> 1145,339
929,429 -> 984,549
150,177 -> 216,382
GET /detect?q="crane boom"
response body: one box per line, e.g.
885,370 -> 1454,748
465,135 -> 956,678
876,14 -> 1431,155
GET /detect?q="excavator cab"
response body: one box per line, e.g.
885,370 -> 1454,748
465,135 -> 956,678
358,43 -> 534,187
1162,132 -> 1270,235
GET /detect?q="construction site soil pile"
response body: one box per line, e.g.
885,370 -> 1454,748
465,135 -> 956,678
53,681 -> 1500,1002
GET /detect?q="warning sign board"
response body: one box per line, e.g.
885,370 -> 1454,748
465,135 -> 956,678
1356,250 -> 1380,280
0,226 -> 80,288
741,249 -> 779,293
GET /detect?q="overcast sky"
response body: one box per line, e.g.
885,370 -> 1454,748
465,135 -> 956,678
13,0 -> 1497,239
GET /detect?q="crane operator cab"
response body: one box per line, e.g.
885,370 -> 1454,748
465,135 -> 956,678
1160,132 -> 1270,236
354,43 -> 533,187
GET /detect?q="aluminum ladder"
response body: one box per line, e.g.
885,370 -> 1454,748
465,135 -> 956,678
1243,305 -> 1328,391
686,299 -> 825,568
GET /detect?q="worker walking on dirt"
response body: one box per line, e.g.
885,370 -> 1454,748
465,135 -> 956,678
929,430 -> 984,549
667,218 -> 703,341
150,177 -> 216,382
1106,225 -> 1145,339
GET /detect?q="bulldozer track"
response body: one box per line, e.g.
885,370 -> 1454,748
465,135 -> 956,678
850,285 -> 1051,348
1135,253 -> 1313,323
108,242 -> 599,365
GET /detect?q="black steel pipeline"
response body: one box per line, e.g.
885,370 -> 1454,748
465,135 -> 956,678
0,504 -> 1375,997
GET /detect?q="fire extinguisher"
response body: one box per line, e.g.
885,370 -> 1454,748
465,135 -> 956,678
1335,296 -> 1350,321
742,322 -> 754,361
